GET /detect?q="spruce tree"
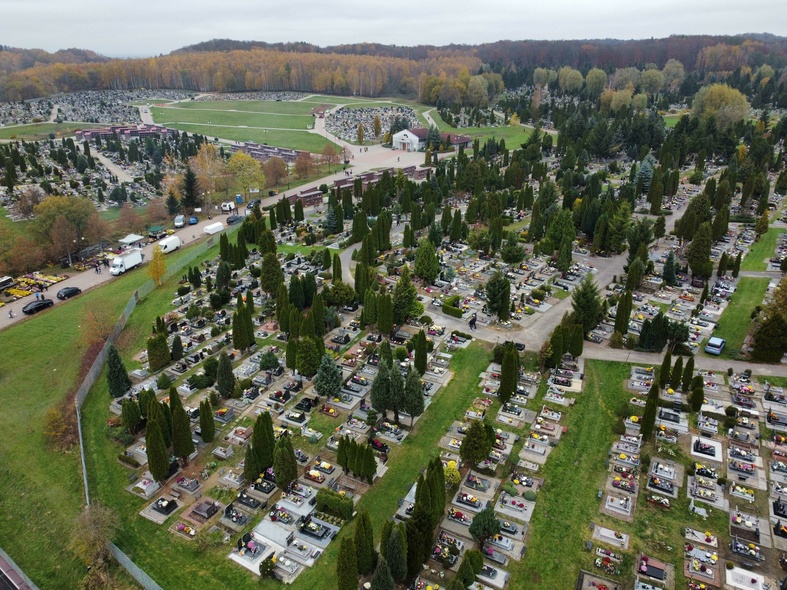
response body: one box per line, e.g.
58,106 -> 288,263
107,344 -> 131,398
314,354 -> 342,399
146,418 -> 170,483
469,506 -> 501,547
199,399 -> 215,443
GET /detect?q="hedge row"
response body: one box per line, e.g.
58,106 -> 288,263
315,487 -> 354,520
442,304 -> 464,318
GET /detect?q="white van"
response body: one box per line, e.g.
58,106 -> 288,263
158,235 -> 181,254
221,201 -> 236,212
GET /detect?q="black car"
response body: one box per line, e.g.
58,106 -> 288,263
56,286 -> 82,300
227,215 -> 243,225
22,299 -> 54,315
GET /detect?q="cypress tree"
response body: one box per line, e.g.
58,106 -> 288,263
171,403 -> 195,464
380,519 -> 393,557
333,253 -> 343,283
252,411 -> 276,471
659,352 -> 672,389
322,248 -> 331,270
336,537 -> 358,590
286,338 -> 298,370
146,418 -> 169,483
641,382 -> 659,441
384,526 -> 408,582
732,251 -> 742,277
681,356 -> 695,392
106,344 -> 131,398
312,293 -> 325,337
160,402 -> 173,447
137,388 -> 154,419
244,442 -> 262,483
690,383 -> 705,412
499,342 -> 518,404
614,290 -> 632,335
273,435 -> 298,489
402,367 -> 425,426
354,511 -> 375,575
414,330 -> 428,375
216,352 -> 235,398
289,307 -> 301,338
670,356 -> 683,387
377,294 -> 393,335
363,444 -> 377,484
370,556 -> 394,590
171,335 -> 184,361
199,399 -> 215,443
121,399 -> 141,433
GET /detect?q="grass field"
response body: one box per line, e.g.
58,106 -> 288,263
742,227 -> 784,271
711,277 -> 770,358
0,122 -> 96,140
428,109 -> 533,146
663,114 -> 684,129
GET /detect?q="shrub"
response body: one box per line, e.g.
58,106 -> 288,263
612,417 -> 626,435
501,482 -> 518,497
118,453 -> 140,468
451,330 -> 472,340
177,285 -> 191,297
523,490 -> 537,501
394,347 -> 408,361
725,405 -> 737,417
315,488 -> 354,520
640,453 -> 651,468
442,304 -> 464,318
419,315 -> 433,325
156,372 -> 171,390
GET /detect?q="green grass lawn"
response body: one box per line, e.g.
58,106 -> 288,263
711,277 -> 770,358
151,106 -> 314,131
0,122 -> 96,140
159,122 -> 335,153
742,228 -> 784,271
0,265 -> 170,589
663,114 -> 684,129
428,110 -> 532,146
169,101 -> 324,116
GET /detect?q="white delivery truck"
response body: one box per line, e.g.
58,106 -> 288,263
158,235 -> 181,254
204,222 -> 224,235
109,249 -> 144,276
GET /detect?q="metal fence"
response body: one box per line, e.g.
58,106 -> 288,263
73,234 -> 217,590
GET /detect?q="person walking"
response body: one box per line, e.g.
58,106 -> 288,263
8,309 -> 14,318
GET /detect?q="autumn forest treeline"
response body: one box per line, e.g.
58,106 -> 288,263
1,34 -> 787,102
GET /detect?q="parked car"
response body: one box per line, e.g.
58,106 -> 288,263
56,286 -> 82,300
174,214 -> 186,228
226,215 -> 243,225
188,216 -> 199,225
22,299 -> 54,314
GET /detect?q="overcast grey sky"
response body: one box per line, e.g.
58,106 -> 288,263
2,0 -> 786,58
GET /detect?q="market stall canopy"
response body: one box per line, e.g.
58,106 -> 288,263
120,234 -> 144,245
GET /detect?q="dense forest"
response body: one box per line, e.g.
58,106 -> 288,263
1,34 -> 787,102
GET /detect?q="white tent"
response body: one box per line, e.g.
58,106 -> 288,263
119,233 -> 145,245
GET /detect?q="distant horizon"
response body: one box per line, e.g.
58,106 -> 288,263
2,0 -> 785,58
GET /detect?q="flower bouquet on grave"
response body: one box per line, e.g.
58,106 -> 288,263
217,408 -> 228,417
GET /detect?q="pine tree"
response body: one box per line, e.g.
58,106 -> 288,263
459,420 -> 492,467
659,352 -> 672,389
354,511 -> 376,575
414,238 -> 440,284
469,506 -> 501,547
336,537 -> 358,590
571,275 -> 602,334
106,344 -> 131,398
485,271 -> 511,321
216,353 -> 235,398
681,355 -> 695,392
499,342 -> 518,404
641,382 -> 659,441
199,399 -> 215,443
146,418 -> 170,483
670,356 -> 683,387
